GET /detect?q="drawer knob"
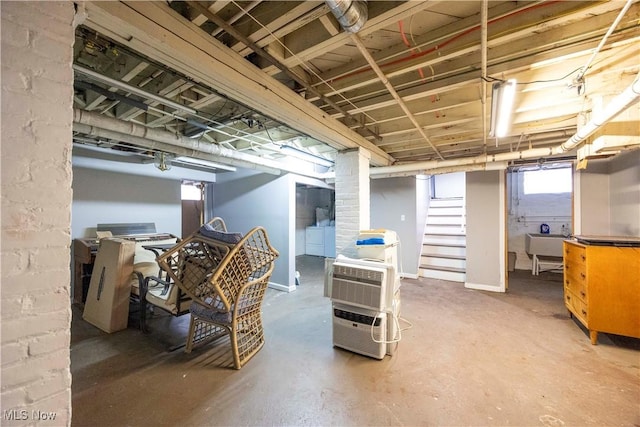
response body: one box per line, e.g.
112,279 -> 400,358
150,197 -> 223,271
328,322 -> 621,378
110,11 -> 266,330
581,255 -> 586,261
566,295 -> 571,300
581,273 -> 586,279
581,291 -> 586,297
582,309 -> 587,316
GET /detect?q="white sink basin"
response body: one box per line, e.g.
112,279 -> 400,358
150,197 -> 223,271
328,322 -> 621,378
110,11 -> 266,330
525,233 -> 565,257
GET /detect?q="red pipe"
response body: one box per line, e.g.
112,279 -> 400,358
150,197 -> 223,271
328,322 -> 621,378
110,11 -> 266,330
330,1 -> 560,84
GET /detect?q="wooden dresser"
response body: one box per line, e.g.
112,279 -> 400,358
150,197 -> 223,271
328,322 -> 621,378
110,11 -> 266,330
563,237 -> 640,345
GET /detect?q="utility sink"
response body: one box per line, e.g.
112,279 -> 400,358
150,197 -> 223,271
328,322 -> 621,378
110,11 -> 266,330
525,233 -> 565,258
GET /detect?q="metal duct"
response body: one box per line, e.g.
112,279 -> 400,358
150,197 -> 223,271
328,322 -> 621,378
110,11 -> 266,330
326,0 -> 368,33
73,109 -> 335,180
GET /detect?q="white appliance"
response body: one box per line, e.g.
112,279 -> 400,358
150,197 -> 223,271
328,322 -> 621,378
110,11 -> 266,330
326,230 -> 403,360
329,255 -> 399,311
356,229 -> 399,267
332,303 -> 387,360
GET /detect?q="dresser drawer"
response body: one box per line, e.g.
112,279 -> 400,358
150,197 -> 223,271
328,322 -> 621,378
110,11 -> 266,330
564,269 -> 587,302
565,290 -> 588,324
564,242 -> 586,263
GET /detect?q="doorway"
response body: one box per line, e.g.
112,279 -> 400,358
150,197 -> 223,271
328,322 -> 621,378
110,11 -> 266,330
181,181 -> 204,238
506,163 -> 573,274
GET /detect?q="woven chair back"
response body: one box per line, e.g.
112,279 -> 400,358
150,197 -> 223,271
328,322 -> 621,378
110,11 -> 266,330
156,225 -> 278,313
208,226 -> 279,312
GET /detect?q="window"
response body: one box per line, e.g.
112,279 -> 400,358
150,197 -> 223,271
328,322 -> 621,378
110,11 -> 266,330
181,183 -> 202,200
523,167 -> 572,194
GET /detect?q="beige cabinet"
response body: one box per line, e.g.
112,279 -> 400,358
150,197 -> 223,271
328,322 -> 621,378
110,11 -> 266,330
563,239 -> 640,344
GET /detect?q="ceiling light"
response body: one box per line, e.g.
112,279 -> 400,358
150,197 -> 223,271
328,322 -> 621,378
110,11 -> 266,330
280,145 -> 334,167
489,79 -> 517,138
174,156 -> 236,172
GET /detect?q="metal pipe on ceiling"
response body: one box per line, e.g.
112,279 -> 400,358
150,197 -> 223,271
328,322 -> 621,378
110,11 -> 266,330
73,122 -> 278,175
73,109 -> 335,180
370,72 -> 640,177
74,64 -> 197,114
556,73 -> 640,154
575,0 -> 634,83
325,0 -> 368,34
186,0 -> 382,144
480,0 -> 488,150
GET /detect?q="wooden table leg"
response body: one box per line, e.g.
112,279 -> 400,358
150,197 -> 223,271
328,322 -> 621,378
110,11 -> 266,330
589,330 -> 598,345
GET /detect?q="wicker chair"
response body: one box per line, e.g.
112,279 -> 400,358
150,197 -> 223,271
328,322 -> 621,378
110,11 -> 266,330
136,217 -> 228,332
156,222 -> 279,369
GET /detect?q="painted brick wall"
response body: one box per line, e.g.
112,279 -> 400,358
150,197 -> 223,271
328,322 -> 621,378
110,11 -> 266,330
335,148 -> 370,256
1,2 -> 74,425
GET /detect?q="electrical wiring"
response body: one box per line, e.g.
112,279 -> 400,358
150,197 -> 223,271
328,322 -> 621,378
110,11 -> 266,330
229,0 -> 378,126
370,309 -> 413,345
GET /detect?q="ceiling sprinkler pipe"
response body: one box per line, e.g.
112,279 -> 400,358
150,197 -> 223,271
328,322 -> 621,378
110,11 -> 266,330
326,0 -> 368,33
556,72 -> 640,154
73,109 -> 335,180
370,72 -> 640,177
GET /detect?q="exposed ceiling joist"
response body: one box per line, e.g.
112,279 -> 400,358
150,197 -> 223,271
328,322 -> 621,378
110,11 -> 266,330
83,1 -> 394,166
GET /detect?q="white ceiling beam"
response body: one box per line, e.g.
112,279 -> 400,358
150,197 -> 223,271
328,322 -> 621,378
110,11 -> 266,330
261,1 -> 440,76
83,1 -> 393,166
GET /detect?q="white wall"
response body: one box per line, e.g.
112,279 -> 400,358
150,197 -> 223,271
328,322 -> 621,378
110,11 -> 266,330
465,171 -> 506,292
371,177 -> 423,277
1,2 -> 74,423
433,172 -> 465,198
609,149 -> 640,236
575,149 -> 640,237
506,171 -> 572,270
213,169 -> 294,291
574,159 -> 610,235
72,167 -> 182,238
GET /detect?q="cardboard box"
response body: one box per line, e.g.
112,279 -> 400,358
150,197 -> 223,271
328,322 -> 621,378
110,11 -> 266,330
83,238 -> 135,333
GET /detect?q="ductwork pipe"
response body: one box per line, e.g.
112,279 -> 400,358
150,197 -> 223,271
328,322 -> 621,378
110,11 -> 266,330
73,122 -> 278,174
73,109 -> 334,180
371,72 -> 640,177
326,0 -> 368,33
556,73 -> 640,153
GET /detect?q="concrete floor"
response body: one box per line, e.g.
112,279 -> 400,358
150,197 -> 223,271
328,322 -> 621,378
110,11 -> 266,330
71,256 -> 640,426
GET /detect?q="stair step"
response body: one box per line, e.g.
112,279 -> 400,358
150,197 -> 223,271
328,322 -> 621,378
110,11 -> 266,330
430,199 -> 464,208
424,231 -> 466,236
422,253 -> 466,260
419,265 -> 466,273
420,268 -> 466,282
423,242 -> 466,248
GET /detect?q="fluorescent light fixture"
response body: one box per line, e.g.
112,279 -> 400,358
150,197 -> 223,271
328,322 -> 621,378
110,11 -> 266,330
280,145 -> 334,167
174,156 -> 237,172
489,79 -> 517,138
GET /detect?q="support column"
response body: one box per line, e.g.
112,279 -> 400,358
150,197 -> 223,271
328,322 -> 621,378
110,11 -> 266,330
1,2 -> 75,423
335,148 -> 371,256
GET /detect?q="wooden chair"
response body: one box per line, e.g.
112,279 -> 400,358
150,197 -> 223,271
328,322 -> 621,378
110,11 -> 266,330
156,222 -> 279,369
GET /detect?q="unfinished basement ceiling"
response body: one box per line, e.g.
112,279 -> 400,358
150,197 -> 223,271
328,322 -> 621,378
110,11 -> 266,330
72,1 -> 640,176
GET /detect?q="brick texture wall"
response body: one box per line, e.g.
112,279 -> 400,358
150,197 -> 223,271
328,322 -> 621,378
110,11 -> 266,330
335,148 -> 370,256
1,2 -> 74,425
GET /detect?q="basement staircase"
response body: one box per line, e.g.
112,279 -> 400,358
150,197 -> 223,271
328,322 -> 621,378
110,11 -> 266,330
419,197 -> 466,282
